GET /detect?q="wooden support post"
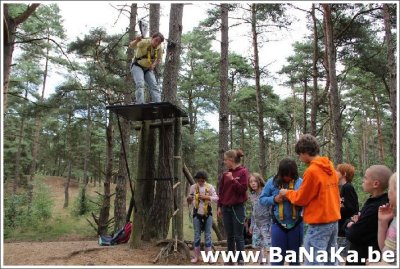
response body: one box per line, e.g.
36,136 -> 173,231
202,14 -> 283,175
129,121 -> 149,248
172,117 -> 183,240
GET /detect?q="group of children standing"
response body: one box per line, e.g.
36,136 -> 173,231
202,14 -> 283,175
186,134 -> 397,266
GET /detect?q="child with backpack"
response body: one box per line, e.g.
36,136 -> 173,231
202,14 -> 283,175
187,171 -> 218,264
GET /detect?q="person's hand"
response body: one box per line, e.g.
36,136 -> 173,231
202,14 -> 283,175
279,188 -> 288,196
249,227 -> 253,234
224,172 -> 233,180
217,207 -> 222,219
378,203 -> 394,224
351,213 -> 360,223
199,194 -> 209,200
346,221 -> 354,228
136,36 -> 142,42
149,63 -> 156,70
187,195 -> 193,204
274,194 -> 284,203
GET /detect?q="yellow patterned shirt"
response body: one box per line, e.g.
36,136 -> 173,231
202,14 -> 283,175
130,39 -> 163,69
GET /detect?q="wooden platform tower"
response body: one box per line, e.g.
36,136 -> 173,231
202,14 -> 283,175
107,102 -> 190,261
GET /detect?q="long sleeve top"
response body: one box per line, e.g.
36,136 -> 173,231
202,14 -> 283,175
260,177 -> 303,228
284,156 -> 341,224
345,193 -> 389,261
188,183 -> 218,215
217,165 -> 249,207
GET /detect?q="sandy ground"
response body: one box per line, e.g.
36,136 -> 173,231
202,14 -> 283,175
3,240 -> 163,266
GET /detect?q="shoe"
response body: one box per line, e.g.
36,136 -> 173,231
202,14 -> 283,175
190,246 -> 201,263
205,247 -> 215,264
224,262 -> 234,266
237,260 -> 245,266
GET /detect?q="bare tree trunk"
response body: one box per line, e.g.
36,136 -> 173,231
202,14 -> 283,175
147,3 -> 184,240
251,4 -> 266,177
302,80 -> 308,134
3,3 -> 40,112
371,89 -> 384,163
29,37 -> 50,183
63,160 -> 72,208
83,100 -> 92,185
322,4 -> 343,165
14,88 -> 29,193
142,4 -> 159,239
97,112 -> 114,236
63,112 -> 73,208
310,4 -> 319,136
383,4 -> 396,167
130,121 -> 149,248
217,3 -> 230,239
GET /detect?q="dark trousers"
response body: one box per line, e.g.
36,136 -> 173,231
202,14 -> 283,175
222,204 -> 246,262
271,222 -> 303,265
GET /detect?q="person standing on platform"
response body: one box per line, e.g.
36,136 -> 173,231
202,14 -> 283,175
129,32 -> 164,104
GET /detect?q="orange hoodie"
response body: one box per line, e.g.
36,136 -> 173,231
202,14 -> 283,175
285,156 -> 341,224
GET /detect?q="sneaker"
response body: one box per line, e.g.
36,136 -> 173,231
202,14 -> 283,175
224,262 -> 234,266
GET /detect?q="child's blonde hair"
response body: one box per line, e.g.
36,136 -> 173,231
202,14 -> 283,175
248,172 -> 265,191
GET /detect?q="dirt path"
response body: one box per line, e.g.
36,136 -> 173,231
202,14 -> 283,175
4,240 -> 161,266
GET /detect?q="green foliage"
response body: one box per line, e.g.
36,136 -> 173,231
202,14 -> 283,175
71,185 -> 102,217
72,185 -> 90,216
30,178 -> 54,222
3,178 -> 54,238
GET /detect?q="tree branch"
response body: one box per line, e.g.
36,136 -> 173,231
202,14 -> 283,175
14,3 -> 40,25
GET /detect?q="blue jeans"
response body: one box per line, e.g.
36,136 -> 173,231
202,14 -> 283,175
271,222 -> 303,265
222,204 -> 245,262
130,64 -> 161,104
193,215 -> 213,247
303,221 -> 339,266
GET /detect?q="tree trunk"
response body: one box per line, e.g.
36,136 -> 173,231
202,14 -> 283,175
130,121 -> 150,248
3,3 -> 40,112
29,36 -> 50,182
142,4 -> 159,239
302,80 -> 308,134
310,4 -> 319,136
63,160 -> 72,208
14,87 -> 29,193
322,4 -> 343,165
251,4 -> 266,177
383,4 -> 396,167
172,117 -> 183,240
219,3 -> 229,177
97,112 -> 114,236
63,112 -> 73,208
114,132 -> 128,232
217,3 -> 230,239
83,96 -> 92,185
147,3 -> 184,240
371,89 -> 384,163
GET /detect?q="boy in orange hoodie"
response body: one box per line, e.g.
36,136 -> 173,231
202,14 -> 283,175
279,134 -> 341,265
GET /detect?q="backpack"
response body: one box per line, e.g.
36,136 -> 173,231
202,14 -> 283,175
98,222 -> 132,246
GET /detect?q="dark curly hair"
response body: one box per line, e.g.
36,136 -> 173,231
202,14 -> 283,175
295,134 -> 320,156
